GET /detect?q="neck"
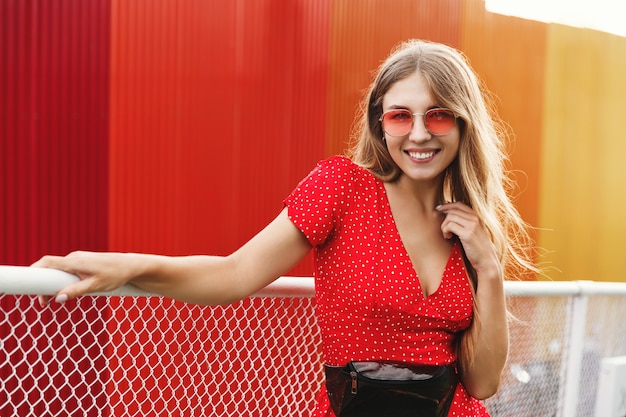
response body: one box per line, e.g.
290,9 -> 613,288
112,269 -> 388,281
388,174 -> 444,213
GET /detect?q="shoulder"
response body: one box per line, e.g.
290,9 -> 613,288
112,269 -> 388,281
312,155 -> 373,184
314,155 -> 357,173
286,156 -> 379,205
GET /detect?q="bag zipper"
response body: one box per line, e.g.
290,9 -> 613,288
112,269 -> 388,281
350,371 -> 358,394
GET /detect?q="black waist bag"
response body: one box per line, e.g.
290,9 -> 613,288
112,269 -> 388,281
324,361 -> 457,417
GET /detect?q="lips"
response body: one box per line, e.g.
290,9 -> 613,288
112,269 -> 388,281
406,150 -> 438,161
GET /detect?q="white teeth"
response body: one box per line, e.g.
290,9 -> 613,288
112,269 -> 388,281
408,151 -> 435,160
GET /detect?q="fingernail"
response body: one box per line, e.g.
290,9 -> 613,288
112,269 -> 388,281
435,205 -> 442,210
55,294 -> 68,304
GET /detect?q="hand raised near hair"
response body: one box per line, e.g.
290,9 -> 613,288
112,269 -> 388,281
435,202 -> 503,280
32,251 -> 143,306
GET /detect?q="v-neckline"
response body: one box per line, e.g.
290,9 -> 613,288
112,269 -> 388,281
378,179 -> 457,299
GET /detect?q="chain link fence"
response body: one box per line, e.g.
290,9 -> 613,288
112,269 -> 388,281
2,274 -> 626,416
486,294 -> 626,416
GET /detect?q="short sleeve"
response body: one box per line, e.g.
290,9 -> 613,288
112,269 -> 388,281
283,156 -> 354,247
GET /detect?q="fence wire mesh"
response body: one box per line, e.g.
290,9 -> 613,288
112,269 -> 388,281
1,291 -> 626,416
485,295 -> 626,417
1,296 -> 323,417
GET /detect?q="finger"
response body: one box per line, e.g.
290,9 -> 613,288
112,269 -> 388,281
31,255 -> 67,269
443,219 -> 481,243
38,295 -> 49,307
436,201 -> 472,214
440,220 -> 463,240
32,255 -> 84,304
441,214 -> 484,243
54,277 -> 101,303
440,215 -> 460,239
437,207 -> 476,225
32,257 -> 63,306
33,255 -> 90,281
441,214 -> 474,232
440,205 -> 481,229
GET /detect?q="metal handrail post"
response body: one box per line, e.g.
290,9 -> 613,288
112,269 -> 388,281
557,288 -> 590,417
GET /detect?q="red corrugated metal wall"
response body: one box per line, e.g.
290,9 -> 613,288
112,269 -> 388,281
0,0 -> 111,263
1,0 -> 111,415
106,2 -> 331,415
108,0 -> 330,264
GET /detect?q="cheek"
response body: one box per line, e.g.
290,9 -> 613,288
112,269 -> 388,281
447,133 -> 461,156
385,138 -> 404,157
450,141 -> 461,157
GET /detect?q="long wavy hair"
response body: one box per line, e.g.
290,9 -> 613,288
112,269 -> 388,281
348,39 -> 537,371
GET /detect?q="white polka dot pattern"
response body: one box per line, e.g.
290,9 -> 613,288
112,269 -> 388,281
284,156 -> 490,416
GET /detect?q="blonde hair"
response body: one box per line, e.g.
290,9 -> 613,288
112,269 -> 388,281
348,39 -> 537,370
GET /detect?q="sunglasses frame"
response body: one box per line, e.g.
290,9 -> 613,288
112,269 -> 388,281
379,108 -> 458,137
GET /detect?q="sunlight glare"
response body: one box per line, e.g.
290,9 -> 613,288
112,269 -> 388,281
485,0 -> 626,38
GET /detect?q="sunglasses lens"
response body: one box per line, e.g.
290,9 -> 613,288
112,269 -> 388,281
424,109 -> 456,135
382,110 -> 413,136
381,109 -> 456,136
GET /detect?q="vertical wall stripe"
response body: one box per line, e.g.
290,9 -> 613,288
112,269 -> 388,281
0,1 -> 110,262
461,1 -> 547,232
539,27 -> 626,281
106,1 -> 332,415
108,0 -> 330,268
1,1 -> 111,416
326,0 -> 463,157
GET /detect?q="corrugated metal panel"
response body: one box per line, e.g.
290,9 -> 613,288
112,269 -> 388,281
0,0 -> 110,265
326,0 -> 463,156
108,0 -> 331,268
461,0 -> 547,230
107,1 -> 332,416
460,0 -> 549,370
539,27 -> 626,281
0,1 -> 111,416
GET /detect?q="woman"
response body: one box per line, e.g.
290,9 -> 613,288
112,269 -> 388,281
35,40 -> 536,416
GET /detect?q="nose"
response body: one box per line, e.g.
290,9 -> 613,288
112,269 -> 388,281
408,114 -> 431,142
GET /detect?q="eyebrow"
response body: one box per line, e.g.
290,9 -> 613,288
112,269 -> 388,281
384,104 -> 441,112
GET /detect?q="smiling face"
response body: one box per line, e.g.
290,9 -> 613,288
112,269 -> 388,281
381,71 -> 460,186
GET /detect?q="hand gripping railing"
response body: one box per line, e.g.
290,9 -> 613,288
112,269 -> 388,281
0,265 -> 316,298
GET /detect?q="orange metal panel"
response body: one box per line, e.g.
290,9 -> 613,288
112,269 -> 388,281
326,0 -> 464,156
460,0 -> 548,370
461,1 -> 547,230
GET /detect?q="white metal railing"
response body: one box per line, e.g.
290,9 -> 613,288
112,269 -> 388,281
4,265 -> 626,298
0,265 -> 626,298
0,266 -> 314,298
2,265 -> 626,417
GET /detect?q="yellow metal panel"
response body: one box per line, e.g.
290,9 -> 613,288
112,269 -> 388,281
539,26 -> 626,281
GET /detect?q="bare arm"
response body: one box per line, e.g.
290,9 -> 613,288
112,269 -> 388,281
436,202 -> 508,400
34,208 -> 312,306
458,264 -> 508,399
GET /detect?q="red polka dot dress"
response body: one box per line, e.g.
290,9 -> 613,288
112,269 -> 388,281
284,156 -> 490,417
